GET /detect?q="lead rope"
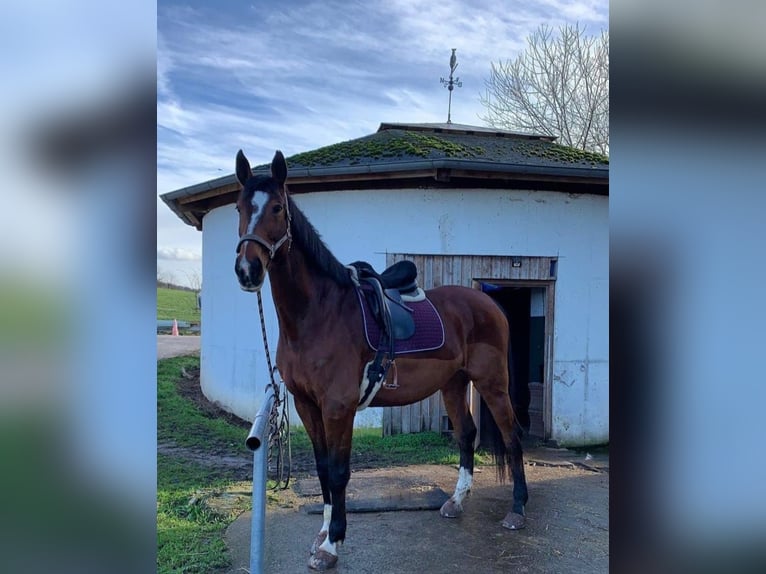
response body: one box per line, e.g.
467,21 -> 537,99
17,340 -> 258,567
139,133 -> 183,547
257,290 -> 291,490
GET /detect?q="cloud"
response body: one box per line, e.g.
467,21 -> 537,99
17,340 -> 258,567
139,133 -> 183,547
157,0 -> 609,266
157,247 -> 201,262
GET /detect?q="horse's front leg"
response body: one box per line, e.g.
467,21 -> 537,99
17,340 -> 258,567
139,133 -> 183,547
309,408 -> 354,571
292,395 -> 332,556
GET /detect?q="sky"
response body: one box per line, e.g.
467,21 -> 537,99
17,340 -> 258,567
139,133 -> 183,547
157,0 -> 608,287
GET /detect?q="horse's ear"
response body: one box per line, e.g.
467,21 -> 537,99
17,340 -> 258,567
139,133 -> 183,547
236,149 -> 252,187
271,150 -> 287,184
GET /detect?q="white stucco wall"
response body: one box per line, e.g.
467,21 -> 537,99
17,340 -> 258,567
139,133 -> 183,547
201,187 -> 608,445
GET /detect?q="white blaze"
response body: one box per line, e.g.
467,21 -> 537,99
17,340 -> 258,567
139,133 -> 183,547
238,191 -> 270,276
247,191 -> 269,234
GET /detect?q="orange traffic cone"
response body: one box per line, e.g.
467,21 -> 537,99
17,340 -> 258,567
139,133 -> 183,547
171,318 -> 179,336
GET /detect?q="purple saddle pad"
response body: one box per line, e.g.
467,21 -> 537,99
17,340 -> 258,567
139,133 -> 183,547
355,287 -> 445,354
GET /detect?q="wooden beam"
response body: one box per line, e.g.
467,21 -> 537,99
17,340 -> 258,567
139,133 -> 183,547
448,168 -> 606,186
177,182 -> 240,205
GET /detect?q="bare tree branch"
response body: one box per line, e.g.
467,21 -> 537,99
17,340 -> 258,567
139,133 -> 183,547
184,270 -> 202,292
479,23 -> 609,155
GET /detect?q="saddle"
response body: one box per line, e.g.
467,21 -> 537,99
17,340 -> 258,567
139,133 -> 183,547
348,260 -> 419,390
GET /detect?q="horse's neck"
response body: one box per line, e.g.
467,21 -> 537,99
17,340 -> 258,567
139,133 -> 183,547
267,248 -> 347,340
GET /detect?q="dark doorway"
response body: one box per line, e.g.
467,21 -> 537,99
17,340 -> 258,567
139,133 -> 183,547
478,284 -> 546,445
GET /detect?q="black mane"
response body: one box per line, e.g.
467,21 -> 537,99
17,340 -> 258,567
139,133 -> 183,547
287,194 -> 354,287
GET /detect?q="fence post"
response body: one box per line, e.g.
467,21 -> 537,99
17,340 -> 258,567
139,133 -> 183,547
245,385 -> 276,574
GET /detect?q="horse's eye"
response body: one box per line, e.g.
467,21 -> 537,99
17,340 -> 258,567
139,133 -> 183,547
272,204 -> 283,214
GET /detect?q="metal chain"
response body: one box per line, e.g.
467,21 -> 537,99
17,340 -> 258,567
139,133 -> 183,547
256,290 -> 291,489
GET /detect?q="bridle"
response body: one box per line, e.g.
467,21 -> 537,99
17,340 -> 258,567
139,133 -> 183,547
235,188 -> 293,263
234,184 -> 293,488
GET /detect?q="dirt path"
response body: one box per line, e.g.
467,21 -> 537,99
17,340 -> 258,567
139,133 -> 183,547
224,462 -> 608,573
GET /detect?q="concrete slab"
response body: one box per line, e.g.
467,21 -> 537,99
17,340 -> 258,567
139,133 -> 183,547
157,334 -> 200,359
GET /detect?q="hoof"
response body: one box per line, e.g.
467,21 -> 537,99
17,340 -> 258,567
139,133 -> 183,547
310,531 -> 327,555
308,549 -> 338,571
439,498 -> 463,518
501,511 -> 526,530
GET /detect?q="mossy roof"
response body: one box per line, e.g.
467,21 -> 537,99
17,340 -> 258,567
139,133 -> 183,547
161,122 -> 608,229
250,124 -> 608,172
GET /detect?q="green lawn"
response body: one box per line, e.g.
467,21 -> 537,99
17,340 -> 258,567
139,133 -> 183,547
157,287 -> 201,324
157,356 -> 246,574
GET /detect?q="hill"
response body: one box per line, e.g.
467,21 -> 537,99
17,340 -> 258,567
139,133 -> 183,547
157,287 -> 200,324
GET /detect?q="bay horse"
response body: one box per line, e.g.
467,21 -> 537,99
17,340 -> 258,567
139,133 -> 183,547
234,149 -> 528,571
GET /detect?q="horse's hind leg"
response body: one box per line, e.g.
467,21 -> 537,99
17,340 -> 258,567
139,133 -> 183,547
474,380 -> 529,529
501,417 -> 528,529
439,371 -> 477,518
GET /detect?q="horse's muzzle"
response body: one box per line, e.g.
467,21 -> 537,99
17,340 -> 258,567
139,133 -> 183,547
235,254 -> 265,292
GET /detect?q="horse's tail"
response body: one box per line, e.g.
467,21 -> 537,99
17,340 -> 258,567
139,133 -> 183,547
483,326 -> 525,484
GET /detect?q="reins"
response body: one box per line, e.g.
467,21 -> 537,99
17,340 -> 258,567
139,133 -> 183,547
257,289 -> 292,489
249,187 -> 294,490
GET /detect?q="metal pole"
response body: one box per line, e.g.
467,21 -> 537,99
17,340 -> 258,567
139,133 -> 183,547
246,385 -> 276,574
440,48 -> 461,124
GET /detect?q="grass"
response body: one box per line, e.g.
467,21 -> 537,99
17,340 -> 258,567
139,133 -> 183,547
281,418 -> 491,469
157,455 -> 233,574
157,357 -> 244,454
158,356 -> 247,574
341,427 -> 488,467
157,287 -> 201,324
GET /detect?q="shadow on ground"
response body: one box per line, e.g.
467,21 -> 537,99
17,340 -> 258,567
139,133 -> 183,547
224,460 -> 608,574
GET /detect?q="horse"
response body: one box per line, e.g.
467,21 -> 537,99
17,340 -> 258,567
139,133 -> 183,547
234,149 -> 529,571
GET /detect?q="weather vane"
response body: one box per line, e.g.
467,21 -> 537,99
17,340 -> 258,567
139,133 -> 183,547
440,48 -> 462,124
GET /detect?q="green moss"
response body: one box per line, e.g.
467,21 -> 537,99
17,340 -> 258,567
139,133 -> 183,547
516,141 -> 609,165
251,128 -> 607,170
284,130 -> 485,167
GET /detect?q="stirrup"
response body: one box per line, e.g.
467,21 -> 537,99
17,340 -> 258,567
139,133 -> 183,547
382,360 -> 399,390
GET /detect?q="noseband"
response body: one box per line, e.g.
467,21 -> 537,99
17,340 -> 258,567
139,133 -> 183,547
236,230 -> 290,260
235,191 -> 292,261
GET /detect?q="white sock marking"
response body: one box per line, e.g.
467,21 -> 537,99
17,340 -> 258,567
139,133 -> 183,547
316,504 -> 338,555
451,466 -> 473,505
320,503 -> 332,533
319,535 -> 338,556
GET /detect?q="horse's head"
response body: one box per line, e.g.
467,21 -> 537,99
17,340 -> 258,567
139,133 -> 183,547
234,149 -> 291,291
